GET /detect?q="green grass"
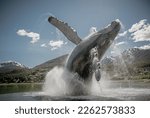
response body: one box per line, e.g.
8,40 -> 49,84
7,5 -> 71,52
0,83 -> 43,94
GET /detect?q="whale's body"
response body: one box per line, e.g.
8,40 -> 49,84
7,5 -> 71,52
48,16 -> 120,81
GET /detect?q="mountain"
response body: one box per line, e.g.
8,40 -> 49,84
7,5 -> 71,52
0,48 -> 150,83
31,48 -> 150,81
101,56 -> 114,65
101,48 -> 150,67
122,48 -> 150,67
33,54 -> 68,70
0,61 -> 30,83
0,61 -> 28,73
35,48 -> 150,74
29,54 -> 68,82
101,48 -> 150,80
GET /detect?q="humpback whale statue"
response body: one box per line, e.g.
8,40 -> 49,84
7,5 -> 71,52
48,16 -> 120,82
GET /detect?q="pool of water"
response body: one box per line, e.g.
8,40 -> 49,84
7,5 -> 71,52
0,80 -> 150,101
0,87 -> 150,101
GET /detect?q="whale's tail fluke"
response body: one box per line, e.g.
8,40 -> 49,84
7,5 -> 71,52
48,16 -> 82,45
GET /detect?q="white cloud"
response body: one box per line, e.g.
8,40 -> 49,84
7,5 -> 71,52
41,43 -> 47,47
118,31 -> 127,37
129,19 -> 146,32
55,28 -> 69,44
40,29 -> 68,50
89,27 -> 97,35
49,40 -> 64,50
116,31 -> 128,39
17,29 -> 27,36
115,41 -> 126,46
134,44 -> 150,50
128,19 -> 150,42
17,29 -> 40,44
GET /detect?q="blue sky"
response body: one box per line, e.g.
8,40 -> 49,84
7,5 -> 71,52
0,0 -> 150,67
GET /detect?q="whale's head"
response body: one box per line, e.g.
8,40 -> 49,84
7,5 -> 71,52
106,20 -> 121,39
97,20 -> 120,41
93,20 -> 121,59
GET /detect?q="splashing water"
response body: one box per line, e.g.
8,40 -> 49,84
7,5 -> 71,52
38,65 -> 150,100
110,40 -> 135,88
42,66 -> 105,96
43,67 -> 67,96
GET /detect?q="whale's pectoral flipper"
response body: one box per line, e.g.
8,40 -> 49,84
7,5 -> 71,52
48,16 -> 82,45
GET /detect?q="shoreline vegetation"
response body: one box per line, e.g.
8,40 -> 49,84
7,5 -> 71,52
0,82 -> 43,85
0,79 -> 150,94
0,83 -> 43,94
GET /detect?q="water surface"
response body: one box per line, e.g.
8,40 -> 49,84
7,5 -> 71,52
0,80 -> 150,101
